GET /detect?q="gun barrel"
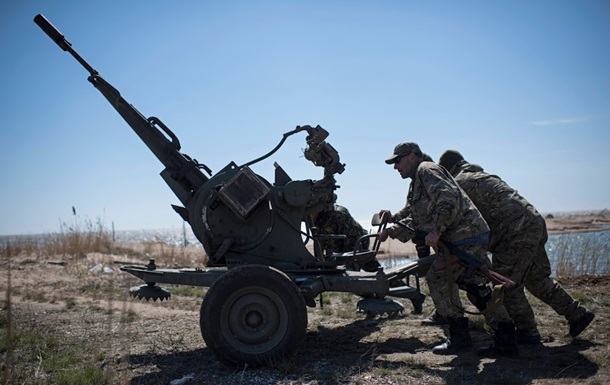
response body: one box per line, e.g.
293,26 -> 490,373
34,14 -> 67,49
34,14 -> 210,208
34,14 -> 97,76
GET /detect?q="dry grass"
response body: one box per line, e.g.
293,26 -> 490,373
1,219 -> 609,384
0,218 -> 208,384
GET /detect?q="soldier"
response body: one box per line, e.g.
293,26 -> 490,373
378,142 -> 518,356
379,153 -> 452,324
381,153 -> 437,261
438,150 -> 595,342
312,203 -> 380,272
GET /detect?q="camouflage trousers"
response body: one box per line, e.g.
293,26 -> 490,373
426,243 -> 513,328
492,216 -> 587,333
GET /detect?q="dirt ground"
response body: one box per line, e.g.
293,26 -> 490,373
2,212 -> 610,385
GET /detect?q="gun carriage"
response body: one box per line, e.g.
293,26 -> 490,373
35,14 -> 433,366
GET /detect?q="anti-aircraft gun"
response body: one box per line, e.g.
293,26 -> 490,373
34,14 -> 433,366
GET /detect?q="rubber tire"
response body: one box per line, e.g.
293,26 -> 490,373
200,264 -> 307,366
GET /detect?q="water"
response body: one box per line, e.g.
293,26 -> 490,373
546,231 -> 609,276
2,228 -> 608,276
0,226 -> 200,249
112,227 -> 200,246
380,231 -> 610,276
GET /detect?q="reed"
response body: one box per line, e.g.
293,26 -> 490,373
1,220 -> 608,384
0,218 -> 207,384
552,232 -> 610,277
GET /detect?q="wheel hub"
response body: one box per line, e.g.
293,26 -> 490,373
245,310 -> 264,329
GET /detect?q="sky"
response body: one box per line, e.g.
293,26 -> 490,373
1,0 -> 609,236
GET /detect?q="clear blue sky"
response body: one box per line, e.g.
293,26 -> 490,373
1,0 -> 609,236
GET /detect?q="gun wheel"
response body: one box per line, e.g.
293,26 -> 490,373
200,264 -> 307,366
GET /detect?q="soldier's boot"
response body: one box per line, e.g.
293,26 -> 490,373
516,328 -> 542,345
421,310 -> 447,326
432,317 -> 473,355
410,292 -> 426,315
478,322 -> 519,357
568,310 -> 595,338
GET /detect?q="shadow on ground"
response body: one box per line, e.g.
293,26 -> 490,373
126,316 -> 600,385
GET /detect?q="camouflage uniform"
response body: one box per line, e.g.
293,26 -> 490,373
390,179 -> 462,318
387,162 -> 513,326
390,184 -> 422,252
314,204 -> 369,254
447,160 -> 590,333
390,155 -> 435,224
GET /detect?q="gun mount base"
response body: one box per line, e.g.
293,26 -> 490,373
129,284 -> 171,301
357,297 -> 404,317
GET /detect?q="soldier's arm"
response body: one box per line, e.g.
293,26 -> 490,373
419,166 -> 460,236
384,218 -> 416,243
391,183 -> 414,222
392,203 -> 411,223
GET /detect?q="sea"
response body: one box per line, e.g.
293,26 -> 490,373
381,230 -> 610,276
2,226 -> 608,277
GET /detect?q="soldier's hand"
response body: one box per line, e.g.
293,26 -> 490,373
378,210 -> 392,224
378,229 -> 389,242
425,232 -> 440,252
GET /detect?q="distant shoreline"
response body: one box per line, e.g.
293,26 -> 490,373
1,210 -> 609,240
545,210 -> 610,235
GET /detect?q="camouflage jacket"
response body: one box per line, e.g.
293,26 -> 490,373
387,162 -> 489,243
448,160 -> 541,251
391,183 -> 413,223
315,204 -> 368,253
390,160 -> 434,223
